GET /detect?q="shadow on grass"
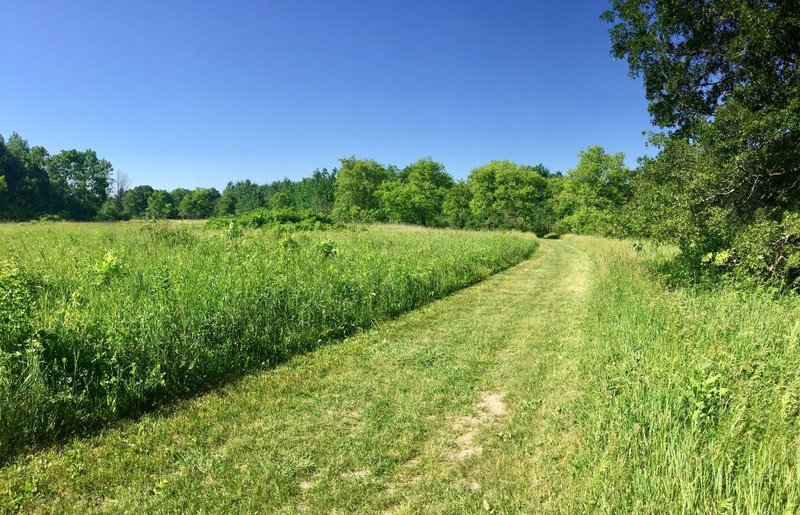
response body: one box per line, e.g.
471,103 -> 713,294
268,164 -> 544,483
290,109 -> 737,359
1,254 -> 538,468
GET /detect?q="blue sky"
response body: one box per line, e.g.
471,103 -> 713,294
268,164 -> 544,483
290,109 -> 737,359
1,0 -> 652,190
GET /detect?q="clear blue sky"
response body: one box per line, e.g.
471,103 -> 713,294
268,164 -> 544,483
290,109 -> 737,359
1,0 -> 652,190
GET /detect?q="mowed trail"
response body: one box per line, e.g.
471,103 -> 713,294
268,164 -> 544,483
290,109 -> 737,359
1,239 -> 594,513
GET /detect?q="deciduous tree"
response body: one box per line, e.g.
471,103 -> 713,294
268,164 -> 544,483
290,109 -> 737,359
178,188 -> 220,219
332,157 -> 391,222
381,158 -> 453,226
147,190 -> 175,219
468,160 -> 552,233
47,149 -> 112,219
442,181 -> 473,228
553,146 -> 631,236
606,0 -> 800,286
122,185 -> 155,219
0,175 -> 8,218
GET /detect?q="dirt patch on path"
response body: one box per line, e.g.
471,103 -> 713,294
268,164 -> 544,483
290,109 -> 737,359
450,392 -> 507,460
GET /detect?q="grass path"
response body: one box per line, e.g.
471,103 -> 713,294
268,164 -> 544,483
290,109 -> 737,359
1,239 -> 594,513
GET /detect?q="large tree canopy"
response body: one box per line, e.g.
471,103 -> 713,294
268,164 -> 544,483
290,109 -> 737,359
332,157 -> 392,222
604,0 -> 800,134
0,133 -> 51,219
293,169 -> 337,213
606,0 -> 800,287
178,188 -> 220,219
381,158 -> 453,226
147,190 -> 176,219
47,149 -> 113,219
468,160 -> 553,233
554,146 -> 632,236
604,0 -> 800,204
122,185 -> 155,219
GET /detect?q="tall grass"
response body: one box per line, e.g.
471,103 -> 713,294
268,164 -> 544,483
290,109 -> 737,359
0,222 -> 538,459
570,237 -> 800,512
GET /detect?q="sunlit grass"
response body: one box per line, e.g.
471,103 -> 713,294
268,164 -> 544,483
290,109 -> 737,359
4,230 -> 796,511
569,236 -> 800,512
0,236 -> 576,513
0,221 -> 538,459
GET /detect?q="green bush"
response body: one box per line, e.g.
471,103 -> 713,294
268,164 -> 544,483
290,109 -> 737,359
729,212 -> 800,289
657,211 -> 800,292
207,207 -> 335,231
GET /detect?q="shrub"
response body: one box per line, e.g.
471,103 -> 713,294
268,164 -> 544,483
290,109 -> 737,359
729,212 -> 800,289
207,207 -> 336,231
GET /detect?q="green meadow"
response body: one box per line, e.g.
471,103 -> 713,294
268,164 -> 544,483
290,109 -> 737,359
2,1 -> 798,510
2,232 -> 799,512
0,222 -> 537,459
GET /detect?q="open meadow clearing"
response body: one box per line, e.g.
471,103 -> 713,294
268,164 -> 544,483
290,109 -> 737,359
0,222 -> 538,459
2,0 -> 799,511
2,233 -> 800,512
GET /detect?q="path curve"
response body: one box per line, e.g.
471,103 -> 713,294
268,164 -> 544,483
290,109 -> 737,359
1,239 -> 595,514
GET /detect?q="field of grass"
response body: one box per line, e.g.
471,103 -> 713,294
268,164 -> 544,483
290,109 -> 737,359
570,238 -> 800,512
0,233 -> 584,513
2,231 -> 799,513
0,222 -> 538,459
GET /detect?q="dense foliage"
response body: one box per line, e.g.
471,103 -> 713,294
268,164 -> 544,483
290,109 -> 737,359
2,129 -> 639,245
0,134 -> 112,221
467,161 -> 554,233
379,158 -> 453,227
553,146 -> 632,236
207,207 -> 335,230
217,169 -> 337,217
605,0 -> 800,289
2,131 -> 628,237
0,223 -> 537,458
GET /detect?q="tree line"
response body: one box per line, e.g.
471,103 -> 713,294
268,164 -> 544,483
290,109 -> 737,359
0,133 -> 223,221
0,134 -> 113,221
0,131 -> 633,237
329,150 -> 633,237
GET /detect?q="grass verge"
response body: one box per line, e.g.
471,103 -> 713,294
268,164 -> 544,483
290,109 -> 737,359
569,237 -> 800,512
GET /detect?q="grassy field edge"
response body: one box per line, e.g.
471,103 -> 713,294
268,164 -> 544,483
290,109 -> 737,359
567,236 -> 800,512
0,223 -> 538,461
